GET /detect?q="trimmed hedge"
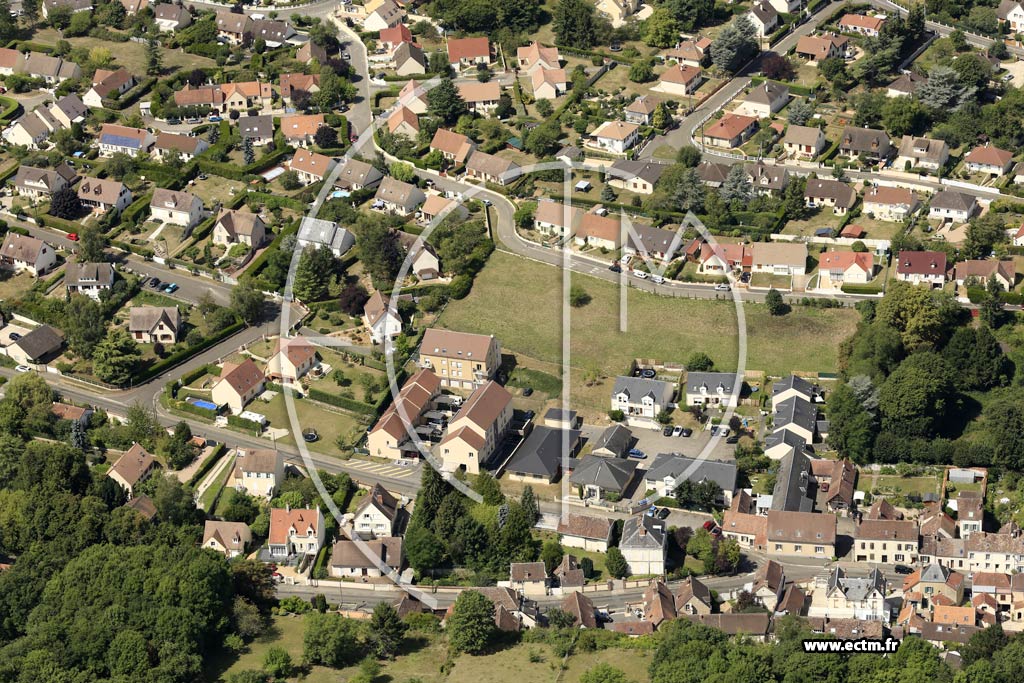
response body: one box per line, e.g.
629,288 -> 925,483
132,320 -> 245,385
0,96 -> 22,123
172,398 -> 219,420
841,282 -> 885,294
103,76 -> 157,110
180,363 -> 217,388
187,443 -> 227,486
227,414 -> 263,431
306,387 -> 376,416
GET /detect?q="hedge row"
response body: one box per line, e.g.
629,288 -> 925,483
306,387 -> 376,416
180,363 -> 217,388
187,443 -> 227,487
103,76 -> 157,111
841,282 -> 885,294
227,414 -> 263,431
246,220 -> 299,277
132,320 -> 245,385
172,398 -> 219,420
0,96 -> 22,124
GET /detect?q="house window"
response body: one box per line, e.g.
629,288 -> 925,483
815,546 -> 824,554
794,545 -> 802,553
775,544 -> 783,551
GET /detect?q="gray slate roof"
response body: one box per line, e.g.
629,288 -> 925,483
827,567 -> 886,601
611,376 -> 674,404
772,375 -> 816,400
772,448 -> 815,513
506,426 -> 580,478
13,324 -> 63,361
764,429 -> 808,457
644,452 -> 737,494
685,371 -> 738,396
620,514 -> 666,550
774,395 -> 817,434
569,456 -> 638,492
591,424 -> 633,457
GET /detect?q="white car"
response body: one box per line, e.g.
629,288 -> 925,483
651,274 -> 665,284
633,270 -> 648,279
714,283 -> 731,291
14,365 -> 30,373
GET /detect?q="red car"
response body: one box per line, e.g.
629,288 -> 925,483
702,520 -> 715,531
67,233 -> 79,241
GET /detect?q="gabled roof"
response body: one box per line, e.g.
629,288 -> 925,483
612,375 -> 673,403
77,177 -> 127,205
447,36 -> 490,63
11,324 -> 63,361
568,455 -> 638,492
109,443 -> 156,487
659,63 -> 702,85
466,150 -> 520,181
268,507 -> 320,545
702,113 -> 757,140
330,537 -> 403,570
888,71 -> 926,94
644,452 -> 737,493
430,128 -> 474,163
154,132 -> 205,155
395,42 -> 426,71
150,187 -> 201,212
289,148 -> 334,178
744,81 -> 788,105
271,336 -> 317,370
966,144 -> 1014,167
804,179 -> 856,208
238,115 -> 275,139
216,357 -> 264,397
592,120 -> 639,141
591,424 -> 632,456
765,510 -> 836,545
203,520 -> 251,553
863,185 -> 917,208
839,13 -> 885,31
930,190 -> 976,212
753,559 -> 785,593
65,261 -> 115,288
421,328 -> 495,361
556,513 -> 614,541
620,514 -> 666,550
560,591 -> 597,628
375,176 -> 425,210
215,209 -> 264,239
610,159 -> 669,186
839,126 -> 890,153
355,483 -> 399,522
784,124 -> 825,147
505,425 -> 579,478
387,105 -> 419,134
1,233 -> 49,264
896,250 -> 947,276
954,259 -> 1015,285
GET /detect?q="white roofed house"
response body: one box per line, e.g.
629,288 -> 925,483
735,82 -> 790,119
620,515 -> 667,576
296,217 -> 354,258
685,371 -> 739,408
212,209 -> 266,248
265,336 -> 318,384
374,176 -> 426,216
149,188 -> 204,230
589,120 -> 640,155
78,177 -> 131,215
0,233 -> 57,276
64,262 -> 115,301
129,306 -> 182,344
231,448 -> 284,498
611,376 -> 674,421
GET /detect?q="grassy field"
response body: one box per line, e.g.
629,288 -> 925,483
32,28 -> 216,75
438,251 -> 858,385
856,474 -> 942,498
208,613 -> 652,683
255,393 -> 369,453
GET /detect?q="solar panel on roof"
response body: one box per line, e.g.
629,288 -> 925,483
101,134 -> 141,148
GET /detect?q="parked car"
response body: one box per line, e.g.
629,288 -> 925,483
646,506 -> 658,516
657,508 -> 671,520
633,270 -> 648,279
702,520 -> 716,531
894,565 -> 914,575
208,115 -> 222,122
67,233 -> 78,241
726,434 -> 740,444
663,425 -> 674,436
679,427 -> 693,437
148,278 -> 161,288
627,448 -> 646,459
651,274 -> 664,284
715,283 -> 731,291
522,387 -> 533,397
163,283 -> 179,293
14,365 -> 30,373
8,332 -> 20,341
609,263 -> 621,273
671,425 -> 683,437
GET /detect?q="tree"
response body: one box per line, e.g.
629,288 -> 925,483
719,164 -> 752,203
917,65 -> 975,112
49,186 -> 81,219
553,0 -> 599,49
520,486 -> 539,523
163,421 -> 197,470
686,351 -> 713,371
46,3 -> 71,29
427,78 -> 468,124
536,98 -> 553,118
765,288 -> 785,316
546,607 -> 577,629
338,282 -> 369,315
540,539 -> 564,574
242,137 -> 255,165
369,602 -> 407,659
231,280 -> 265,325
676,146 -> 702,167
942,326 -> 1010,390
878,351 -> 956,437
980,276 -> 1005,329
314,125 -> 339,149
760,53 -> 795,81
952,52 -> 993,92
446,590 -> 495,654
405,522 -> 444,574
146,38 -> 162,77
64,295 -> 106,358
785,100 -> 813,126
293,246 -> 336,303
524,121 -> 561,156
473,472 -> 504,505
673,167 -> 704,212
629,58 -> 655,82
389,162 -> 416,183
303,613 -> 365,668
22,0 -> 38,22
964,213 -> 1008,260
827,380 -> 878,463
643,9 -> 679,48
263,647 -> 293,679
355,217 -> 402,286
605,546 -> 628,578
77,225 -> 108,263
881,96 -> 929,137
569,283 -> 591,307
711,17 -> 758,74
279,170 -> 301,191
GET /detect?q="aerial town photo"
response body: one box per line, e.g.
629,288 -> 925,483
5,0 -> 1024,680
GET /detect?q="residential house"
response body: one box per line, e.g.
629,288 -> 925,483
746,2 -> 779,37
839,13 -> 886,36
623,222 -> 684,260
149,188 -> 203,229
98,124 -> 154,157
772,375 -> 817,408
863,185 -> 919,221
0,233 -> 57,276
610,375 -> 674,421
7,324 -> 62,367
555,556 -> 585,589
295,40 -> 328,65
765,428 -> 812,463
620,514 -> 667,576
363,0 -> 404,32
771,448 -> 816,512
643,580 -> 678,628
203,520 -> 252,558
353,483 -> 401,538
809,568 -> 889,620
533,199 -> 582,237
887,71 -> 927,97
589,120 -> 640,154
49,94 -> 88,129
153,3 -> 192,32
396,231 -> 443,278
438,380 -> 513,473
418,328 -> 501,390
854,519 -> 919,563
774,396 -> 817,445
238,115 -> 275,146
231,449 -> 284,498
920,531 -> 1024,574
736,82 -> 790,118
805,179 -> 857,215
643,452 -> 737,504
954,259 -> 1015,290
590,424 -> 633,458
211,358 -> 265,414
956,491 -> 985,537
517,42 -> 561,73
965,145 -> 1015,176
430,128 -> 475,166
296,217 -> 355,257
265,336 -> 318,383
64,262 -> 115,301
903,564 -> 965,608
722,505 -> 768,549
744,163 -> 790,197
215,11 -> 252,45
251,19 -> 295,48
279,73 -> 321,105
20,51 -> 81,82
569,455 -> 638,501
212,209 -> 266,248
393,41 -> 427,75
289,148 -> 335,185
107,443 -> 158,499
896,135 -> 949,171
417,194 -> 461,225
374,176 -> 426,216
510,562 -> 548,597
574,211 -> 622,250
386,105 -> 419,138
676,576 -> 714,615
795,34 -> 850,62
153,132 -> 209,162
895,250 -> 947,287
696,160 -> 732,187
665,37 -> 712,67
685,371 -> 739,407
817,251 -> 874,290
657,63 -> 703,97
335,158 -> 383,191
365,369 -> 441,459
458,81 -> 503,114
750,560 -> 786,611
397,79 -> 429,114
82,68 -> 135,108
838,126 -> 892,162
700,113 -> 758,149
465,151 -> 520,186
268,507 -> 325,558
531,67 -> 569,99
597,0 -> 640,25
930,191 -> 978,224
624,95 -> 659,125
128,306 -> 181,344
362,290 -> 403,345
329,537 -> 404,578
751,241 -> 807,276
999,0 -> 1024,31
447,37 -> 491,71
377,24 -> 413,52
557,514 -> 615,552
4,109 -> 59,149
504,425 -> 581,483
768,0 -> 801,11
763,510 -> 837,557
12,163 -> 75,200
608,160 -> 668,195
817,458 -> 857,513
972,572 -> 1013,611
687,614 -> 772,641
174,81 -> 273,113
281,114 -> 326,147
51,402 -> 93,427
78,177 -> 131,215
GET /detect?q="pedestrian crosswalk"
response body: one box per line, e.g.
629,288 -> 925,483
343,458 -> 418,480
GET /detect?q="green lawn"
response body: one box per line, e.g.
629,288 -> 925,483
438,252 -> 858,400
856,474 -> 942,498
254,393 -> 370,453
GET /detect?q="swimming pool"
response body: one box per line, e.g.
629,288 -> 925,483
187,397 -> 218,411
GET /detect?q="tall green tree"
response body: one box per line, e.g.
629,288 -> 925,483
446,590 -> 495,654
710,17 -> 758,74
292,246 -> 336,303
426,78 -> 467,124
146,38 -> 162,76
92,327 -> 142,385
369,602 -> 407,659
553,0 -> 599,49
231,279 -> 265,325
64,295 -> 106,358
